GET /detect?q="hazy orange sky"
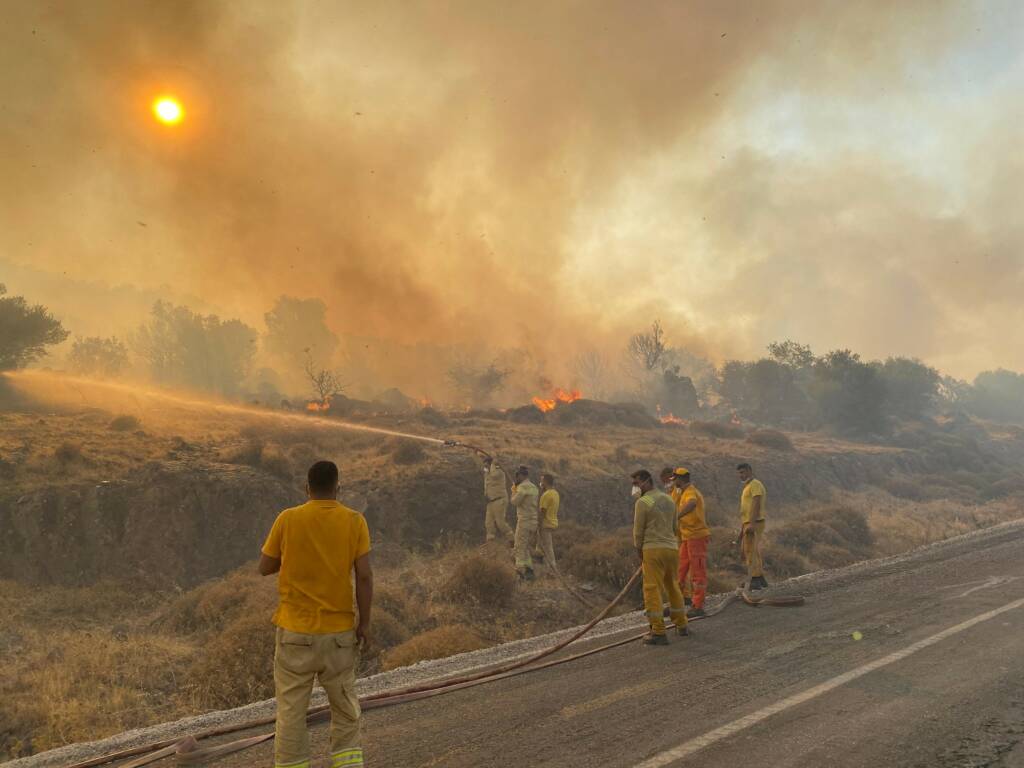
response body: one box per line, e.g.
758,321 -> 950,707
1,0 -> 1021,384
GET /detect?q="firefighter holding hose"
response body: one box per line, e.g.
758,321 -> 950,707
632,469 -> 688,644
482,455 -> 514,543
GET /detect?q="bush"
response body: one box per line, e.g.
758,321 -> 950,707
883,477 -> 928,501
746,429 -> 794,451
370,607 -> 410,651
690,420 -> 745,440
761,545 -> 811,579
186,611 -> 275,709
382,624 -> 487,671
443,555 -> 517,607
108,414 -> 141,432
561,531 -> 639,590
220,440 -> 263,467
53,441 -> 83,464
392,439 -> 426,465
259,445 -> 295,480
417,407 -> 450,428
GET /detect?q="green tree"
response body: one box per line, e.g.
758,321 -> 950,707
967,369 -> 1024,424
131,301 -> 257,396
812,350 -> 887,435
875,357 -> 940,421
264,296 -> 339,373
0,284 -> 69,370
67,336 -> 129,377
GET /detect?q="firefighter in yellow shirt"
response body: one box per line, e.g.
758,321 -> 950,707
536,473 -> 560,573
672,468 -> 710,618
736,462 -> 768,590
259,460 -> 372,768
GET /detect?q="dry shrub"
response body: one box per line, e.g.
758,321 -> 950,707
161,568 -> 276,635
561,530 -> 638,590
417,407 -> 450,428
809,543 -> 859,569
259,444 -> 295,480
746,429 -> 794,451
883,477 -> 929,501
443,555 -> 517,607
185,611 -> 275,709
53,441 -> 83,464
220,440 -> 263,468
392,439 -> 426,465
381,624 -> 487,671
369,607 -> 410,651
761,545 -> 811,579
612,445 -> 633,465
108,414 -> 141,432
690,420 -> 745,440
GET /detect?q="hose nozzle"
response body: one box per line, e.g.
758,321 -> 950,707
442,439 -> 462,447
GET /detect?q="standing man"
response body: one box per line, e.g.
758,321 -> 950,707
510,466 -> 540,580
259,460 -> 372,768
632,469 -> 688,644
672,468 -> 710,618
663,466 -> 694,607
736,462 -> 768,590
537,473 -> 560,573
482,455 -> 514,543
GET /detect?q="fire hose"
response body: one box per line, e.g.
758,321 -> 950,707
65,570 -> 803,768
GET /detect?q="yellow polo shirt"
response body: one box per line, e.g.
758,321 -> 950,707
539,488 -> 560,529
677,485 -> 710,541
740,479 -> 767,525
261,500 -> 371,634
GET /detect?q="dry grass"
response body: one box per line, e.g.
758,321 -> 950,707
443,554 -> 517,607
746,428 -> 795,451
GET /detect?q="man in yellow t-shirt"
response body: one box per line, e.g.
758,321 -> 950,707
736,462 -> 768,590
259,460 -> 373,768
672,468 -> 710,618
536,473 -> 560,574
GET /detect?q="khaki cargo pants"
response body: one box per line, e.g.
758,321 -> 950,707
535,526 -> 557,572
742,520 -> 766,579
485,497 -> 513,541
513,519 -> 538,572
274,628 -> 362,768
642,547 -> 687,634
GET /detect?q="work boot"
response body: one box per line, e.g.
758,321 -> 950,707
643,633 -> 669,646
662,606 -> 671,618
750,576 -> 769,590
676,625 -> 689,637
684,597 -> 693,607
686,607 -> 706,619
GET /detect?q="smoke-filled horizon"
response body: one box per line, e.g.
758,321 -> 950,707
2,1 -> 1022,395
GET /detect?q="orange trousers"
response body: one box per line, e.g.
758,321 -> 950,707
678,536 -> 709,609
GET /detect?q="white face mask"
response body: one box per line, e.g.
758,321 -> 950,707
631,485 -> 642,497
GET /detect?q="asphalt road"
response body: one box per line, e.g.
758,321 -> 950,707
155,523 -> 1024,767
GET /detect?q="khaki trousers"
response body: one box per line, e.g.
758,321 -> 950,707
536,527 -> 557,572
485,498 -> 513,541
274,628 -> 362,768
513,520 -> 537,571
742,520 -> 766,578
642,548 -> 687,634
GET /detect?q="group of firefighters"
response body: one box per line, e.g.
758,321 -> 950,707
482,458 -> 768,645
256,456 -> 769,768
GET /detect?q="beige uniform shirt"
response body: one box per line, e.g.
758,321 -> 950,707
484,465 -> 508,502
510,479 -> 540,527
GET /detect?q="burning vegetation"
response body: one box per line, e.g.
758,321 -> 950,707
531,387 -> 583,413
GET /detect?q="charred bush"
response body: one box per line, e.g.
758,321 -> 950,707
108,414 -> 141,432
746,429 -> 794,451
392,439 -> 426,465
690,420 -> 745,440
54,441 -> 83,464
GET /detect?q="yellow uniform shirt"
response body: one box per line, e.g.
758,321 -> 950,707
633,489 -> 680,550
261,500 -> 371,634
510,479 -> 540,526
740,479 -> 767,525
539,488 -> 560,529
676,485 -> 710,541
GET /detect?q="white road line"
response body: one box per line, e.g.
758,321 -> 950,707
634,595 -> 1024,768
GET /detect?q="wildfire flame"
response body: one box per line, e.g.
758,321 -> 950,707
417,396 -> 432,408
656,404 -> 687,426
306,399 -> 331,412
531,387 -> 582,412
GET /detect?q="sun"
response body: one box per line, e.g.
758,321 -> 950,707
152,96 -> 184,125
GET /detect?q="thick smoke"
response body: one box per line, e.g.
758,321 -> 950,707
0,0 -> 1018,399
